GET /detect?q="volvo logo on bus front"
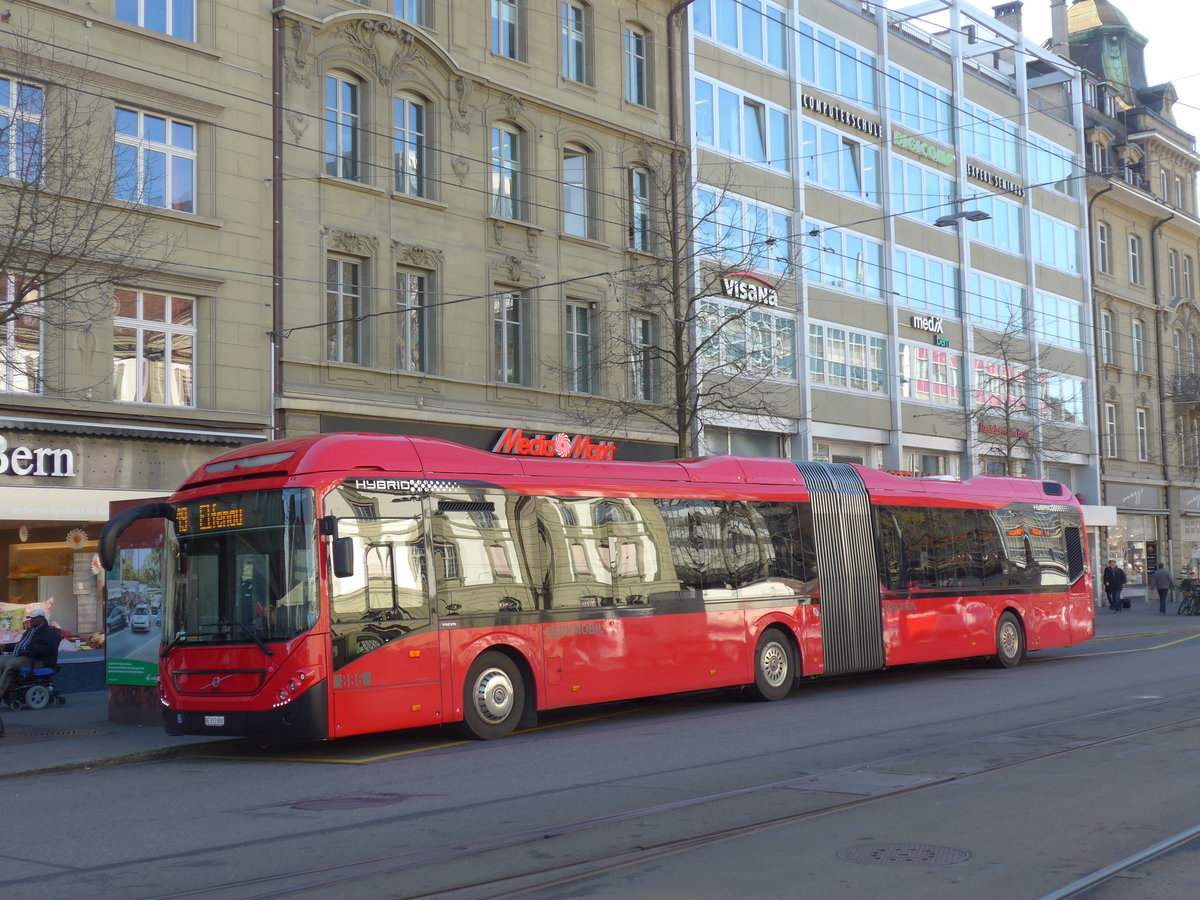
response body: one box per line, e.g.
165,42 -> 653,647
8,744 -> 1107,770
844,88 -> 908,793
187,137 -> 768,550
492,428 -> 617,461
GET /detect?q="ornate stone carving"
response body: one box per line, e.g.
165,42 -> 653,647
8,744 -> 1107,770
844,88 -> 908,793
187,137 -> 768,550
452,155 -> 469,185
393,242 -> 444,269
505,255 -> 524,282
451,77 -> 473,135
501,94 -> 524,120
342,18 -> 425,85
287,112 -> 309,141
526,228 -> 538,255
285,22 -> 313,87
324,227 -> 379,257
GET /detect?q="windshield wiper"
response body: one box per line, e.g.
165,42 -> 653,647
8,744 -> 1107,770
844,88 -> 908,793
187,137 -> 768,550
161,631 -> 201,659
236,622 -> 275,656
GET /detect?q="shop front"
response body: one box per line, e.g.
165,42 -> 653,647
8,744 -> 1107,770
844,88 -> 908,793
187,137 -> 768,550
0,421 -> 263,651
1103,481 -> 1167,603
1177,489 -> 1200,580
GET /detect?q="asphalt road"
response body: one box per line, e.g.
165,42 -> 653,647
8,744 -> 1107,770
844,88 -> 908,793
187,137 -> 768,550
6,627 -> 1200,899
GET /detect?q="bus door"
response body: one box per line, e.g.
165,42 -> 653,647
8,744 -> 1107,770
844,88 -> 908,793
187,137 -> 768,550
325,491 -> 441,738
795,463 -> 885,675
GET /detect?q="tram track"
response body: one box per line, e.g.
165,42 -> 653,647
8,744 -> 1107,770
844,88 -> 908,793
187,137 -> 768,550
113,688 -> 1200,900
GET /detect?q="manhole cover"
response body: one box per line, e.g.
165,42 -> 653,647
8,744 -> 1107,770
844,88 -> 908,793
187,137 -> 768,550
837,843 -> 970,866
291,794 -> 413,811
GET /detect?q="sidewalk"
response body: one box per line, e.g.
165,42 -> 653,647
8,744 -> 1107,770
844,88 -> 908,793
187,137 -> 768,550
2,602 -> 1199,778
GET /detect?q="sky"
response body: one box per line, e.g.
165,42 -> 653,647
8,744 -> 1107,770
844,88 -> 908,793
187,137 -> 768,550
1017,0 -> 1200,142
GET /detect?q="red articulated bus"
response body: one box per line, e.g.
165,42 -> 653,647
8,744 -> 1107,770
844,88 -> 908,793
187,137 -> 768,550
99,433 -> 1094,742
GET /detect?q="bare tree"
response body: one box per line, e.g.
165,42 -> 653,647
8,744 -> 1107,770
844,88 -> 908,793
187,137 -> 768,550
557,153 -> 799,458
935,316 -> 1087,478
0,16 -> 174,393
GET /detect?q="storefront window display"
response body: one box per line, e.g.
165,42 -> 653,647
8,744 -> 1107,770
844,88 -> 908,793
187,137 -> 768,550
1106,513 -> 1162,592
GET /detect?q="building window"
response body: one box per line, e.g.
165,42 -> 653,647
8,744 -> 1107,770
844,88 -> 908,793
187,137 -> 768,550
699,301 -> 798,380
1100,311 -> 1115,366
1129,234 -> 1142,285
326,257 -> 364,364
1104,402 -> 1118,458
629,167 -> 652,252
803,120 -> 881,201
565,303 -> 593,393
494,290 -> 527,384
804,220 -> 884,298
1132,319 -> 1145,371
696,0 -> 787,68
890,157 -> 953,224
112,289 -> 195,406
695,77 -> 790,173
114,108 -> 195,212
969,272 -> 1024,332
395,0 -> 425,25
810,323 -> 885,393
562,145 -> 591,238
0,78 -> 42,182
393,94 -> 426,196
396,270 -> 429,372
886,63 -> 952,143
1177,175 -> 1187,210
1160,169 -> 1170,202
898,343 -> 961,406
798,23 -> 875,104
561,2 -> 588,83
893,248 -> 959,318
624,27 -> 650,106
490,125 -> 523,220
1088,140 -> 1104,173
324,74 -> 361,181
1170,250 -> 1180,299
492,0 -> 521,60
1186,256 -> 1195,299
696,188 -> 791,274
630,314 -> 654,401
1136,408 -> 1150,461
0,275 -> 40,393
116,0 -> 195,41
1031,213 -> 1080,274
1096,222 -> 1111,274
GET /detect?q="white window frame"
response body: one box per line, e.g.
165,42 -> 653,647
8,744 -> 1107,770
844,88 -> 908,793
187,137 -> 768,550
492,0 -> 521,60
565,302 -> 594,393
1096,222 -> 1111,274
112,288 -> 196,407
1136,407 -> 1149,461
1132,319 -> 1145,371
1104,402 -> 1118,458
1100,311 -> 1115,365
396,269 -> 430,373
1129,234 -> 1143,285
0,274 -> 41,393
561,2 -> 589,84
114,107 -> 196,212
629,167 -> 652,251
326,257 -> 365,365
624,26 -> 650,106
494,289 -> 528,385
116,0 -> 195,41
490,125 -> 523,220
0,77 -> 42,182
393,94 -> 426,196
324,74 -> 361,181
562,145 -> 592,238
630,314 -> 655,401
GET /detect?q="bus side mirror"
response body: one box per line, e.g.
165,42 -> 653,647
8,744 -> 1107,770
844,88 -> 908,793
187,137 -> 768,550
332,537 -> 354,578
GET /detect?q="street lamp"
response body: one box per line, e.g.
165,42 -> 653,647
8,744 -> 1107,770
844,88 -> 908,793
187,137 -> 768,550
934,209 -> 990,227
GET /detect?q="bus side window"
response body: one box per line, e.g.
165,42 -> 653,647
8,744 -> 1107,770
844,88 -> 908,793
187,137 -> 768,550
875,508 -> 903,592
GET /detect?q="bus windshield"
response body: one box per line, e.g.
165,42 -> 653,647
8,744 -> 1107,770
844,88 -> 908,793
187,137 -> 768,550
165,489 -> 317,647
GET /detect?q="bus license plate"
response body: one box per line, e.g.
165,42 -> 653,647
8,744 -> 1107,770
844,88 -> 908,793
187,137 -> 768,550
204,715 -> 225,727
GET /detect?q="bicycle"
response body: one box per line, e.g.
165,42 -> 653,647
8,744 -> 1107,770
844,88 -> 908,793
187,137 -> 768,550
1176,587 -> 1200,616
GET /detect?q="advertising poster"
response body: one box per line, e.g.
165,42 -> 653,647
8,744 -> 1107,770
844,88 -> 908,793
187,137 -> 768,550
105,499 -> 167,687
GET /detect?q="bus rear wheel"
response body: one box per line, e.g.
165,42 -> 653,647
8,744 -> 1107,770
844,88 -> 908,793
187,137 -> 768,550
988,611 -> 1025,669
462,651 -> 525,740
746,628 -> 795,702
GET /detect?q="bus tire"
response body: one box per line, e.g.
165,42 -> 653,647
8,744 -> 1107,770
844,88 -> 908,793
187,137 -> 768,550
746,628 -> 794,702
462,651 -> 525,740
988,611 -> 1025,669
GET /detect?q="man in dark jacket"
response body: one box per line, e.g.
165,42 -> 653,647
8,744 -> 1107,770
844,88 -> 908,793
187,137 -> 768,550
0,610 -> 62,701
1103,560 -> 1127,612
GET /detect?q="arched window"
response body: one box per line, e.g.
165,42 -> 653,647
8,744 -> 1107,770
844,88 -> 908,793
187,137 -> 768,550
325,73 -> 362,181
562,144 -> 592,238
394,93 -> 426,196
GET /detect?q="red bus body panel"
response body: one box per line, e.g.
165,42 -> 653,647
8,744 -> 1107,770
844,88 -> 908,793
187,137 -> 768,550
153,435 -> 1093,740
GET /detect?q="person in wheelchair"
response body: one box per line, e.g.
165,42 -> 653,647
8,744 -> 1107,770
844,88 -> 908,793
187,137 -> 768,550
0,609 -> 62,708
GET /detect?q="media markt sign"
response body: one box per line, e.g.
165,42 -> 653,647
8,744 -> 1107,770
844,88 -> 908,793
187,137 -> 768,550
720,272 -> 779,307
493,428 -> 617,461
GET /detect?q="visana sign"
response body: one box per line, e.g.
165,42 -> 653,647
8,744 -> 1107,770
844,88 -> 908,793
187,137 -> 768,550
0,434 -> 76,477
493,428 -> 617,461
721,272 -> 779,307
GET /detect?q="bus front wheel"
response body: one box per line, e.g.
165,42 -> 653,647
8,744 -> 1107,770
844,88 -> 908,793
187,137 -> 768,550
462,651 -> 525,740
988,611 -> 1025,669
746,628 -> 795,701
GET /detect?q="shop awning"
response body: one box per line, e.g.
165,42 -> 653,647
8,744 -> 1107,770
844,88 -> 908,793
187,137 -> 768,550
0,486 -> 166,523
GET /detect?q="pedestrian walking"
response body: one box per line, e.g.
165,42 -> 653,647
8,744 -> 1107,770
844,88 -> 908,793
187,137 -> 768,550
1103,560 -> 1127,612
1152,564 -> 1175,615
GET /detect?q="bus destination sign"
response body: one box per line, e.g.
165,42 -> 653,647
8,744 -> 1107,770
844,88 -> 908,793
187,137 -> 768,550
493,428 -> 617,461
175,501 -> 247,534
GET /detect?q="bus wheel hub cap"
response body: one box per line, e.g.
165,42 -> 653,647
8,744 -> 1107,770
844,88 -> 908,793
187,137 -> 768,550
475,669 -> 513,722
